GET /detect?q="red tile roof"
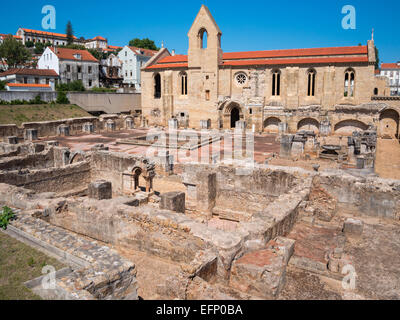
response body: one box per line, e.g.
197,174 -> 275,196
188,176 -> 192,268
148,45 -> 370,70
108,45 -> 123,50
381,63 -> 400,70
223,46 -> 368,60
222,56 -> 369,67
49,47 -> 98,62
0,34 -> 22,40
128,46 -> 158,57
21,28 -> 77,39
0,68 -> 58,77
6,83 -> 51,88
147,63 -> 188,69
92,36 -> 106,41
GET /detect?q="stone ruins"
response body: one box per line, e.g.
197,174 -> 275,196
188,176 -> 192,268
0,116 -> 399,299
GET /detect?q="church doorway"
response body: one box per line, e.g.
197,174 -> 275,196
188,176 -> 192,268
230,107 -> 240,128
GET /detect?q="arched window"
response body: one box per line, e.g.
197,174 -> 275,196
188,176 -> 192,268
272,70 -> 281,96
154,73 -> 161,99
344,68 -> 355,97
198,28 -> 208,49
307,69 -> 316,96
180,72 -> 188,95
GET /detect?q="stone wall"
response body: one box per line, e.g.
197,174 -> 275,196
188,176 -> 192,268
315,171 -> 400,219
67,92 -> 141,114
0,161 -> 91,193
182,164 -> 298,220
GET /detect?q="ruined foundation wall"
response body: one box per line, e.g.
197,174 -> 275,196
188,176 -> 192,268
0,161 -> 91,193
315,172 -> 400,219
0,147 -> 54,171
214,166 -> 298,214
90,151 -> 154,195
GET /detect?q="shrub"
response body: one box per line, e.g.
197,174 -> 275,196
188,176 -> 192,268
56,80 -> 85,92
0,80 -> 6,91
0,206 -> 15,230
29,95 -> 46,105
56,91 -> 70,104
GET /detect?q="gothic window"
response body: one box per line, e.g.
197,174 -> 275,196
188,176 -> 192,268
199,28 -> 208,49
235,72 -> 248,86
344,68 -> 355,97
272,70 -> 281,96
307,69 -> 316,96
180,72 -> 188,95
154,73 -> 161,99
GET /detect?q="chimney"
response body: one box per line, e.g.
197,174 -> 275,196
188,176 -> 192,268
171,49 -> 175,56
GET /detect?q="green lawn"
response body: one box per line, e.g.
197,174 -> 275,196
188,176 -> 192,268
0,104 -> 91,126
0,232 -> 65,300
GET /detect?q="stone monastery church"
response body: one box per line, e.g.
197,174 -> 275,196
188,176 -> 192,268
142,5 -> 398,138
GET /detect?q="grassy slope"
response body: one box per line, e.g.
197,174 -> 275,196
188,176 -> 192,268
0,104 -> 91,126
0,232 -> 65,300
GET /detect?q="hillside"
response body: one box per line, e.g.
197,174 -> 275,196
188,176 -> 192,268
0,104 -> 92,126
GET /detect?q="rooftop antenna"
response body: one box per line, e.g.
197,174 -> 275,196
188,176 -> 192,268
371,28 -> 374,41
161,41 -> 164,49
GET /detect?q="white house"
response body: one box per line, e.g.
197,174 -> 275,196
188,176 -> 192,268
380,62 -> 400,96
38,47 -> 99,89
85,36 -> 108,50
118,46 -> 157,91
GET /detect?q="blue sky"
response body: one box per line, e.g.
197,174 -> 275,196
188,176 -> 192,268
1,0 -> 399,63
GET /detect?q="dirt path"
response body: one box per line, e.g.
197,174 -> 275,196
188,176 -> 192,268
375,138 -> 400,179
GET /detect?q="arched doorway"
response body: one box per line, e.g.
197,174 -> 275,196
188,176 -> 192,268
231,107 -> 240,128
379,109 -> 399,139
133,167 -> 143,191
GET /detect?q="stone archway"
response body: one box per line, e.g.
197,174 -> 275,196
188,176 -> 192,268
297,118 -> 320,133
220,101 -> 244,129
334,120 -> 368,135
379,109 -> 399,139
69,151 -> 85,164
264,117 -> 281,133
123,163 -> 156,194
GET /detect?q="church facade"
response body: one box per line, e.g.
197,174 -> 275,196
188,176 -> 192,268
141,6 -> 397,138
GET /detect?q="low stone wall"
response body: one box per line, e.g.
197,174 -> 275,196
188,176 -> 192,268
0,161 -> 91,193
0,147 -> 54,171
182,164 -> 299,220
316,171 -> 400,219
0,91 -> 58,103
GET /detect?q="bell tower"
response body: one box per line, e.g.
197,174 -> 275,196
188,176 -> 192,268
188,5 -> 223,71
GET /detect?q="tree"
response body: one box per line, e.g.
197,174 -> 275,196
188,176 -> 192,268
25,40 -> 34,48
375,46 -> 380,70
0,35 -> 31,68
59,44 -> 86,50
128,38 -> 159,51
66,21 -> 74,45
88,49 -> 105,61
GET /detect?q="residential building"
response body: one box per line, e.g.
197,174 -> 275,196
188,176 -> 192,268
38,47 -> 99,89
100,54 -> 123,87
141,5 -> 389,134
16,28 -> 83,46
0,68 -> 58,89
85,36 -> 108,50
118,46 -> 157,91
380,62 -> 400,96
0,33 -> 22,44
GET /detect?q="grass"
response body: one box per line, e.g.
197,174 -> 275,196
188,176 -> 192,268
0,104 -> 92,126
0,232 -> 65,300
